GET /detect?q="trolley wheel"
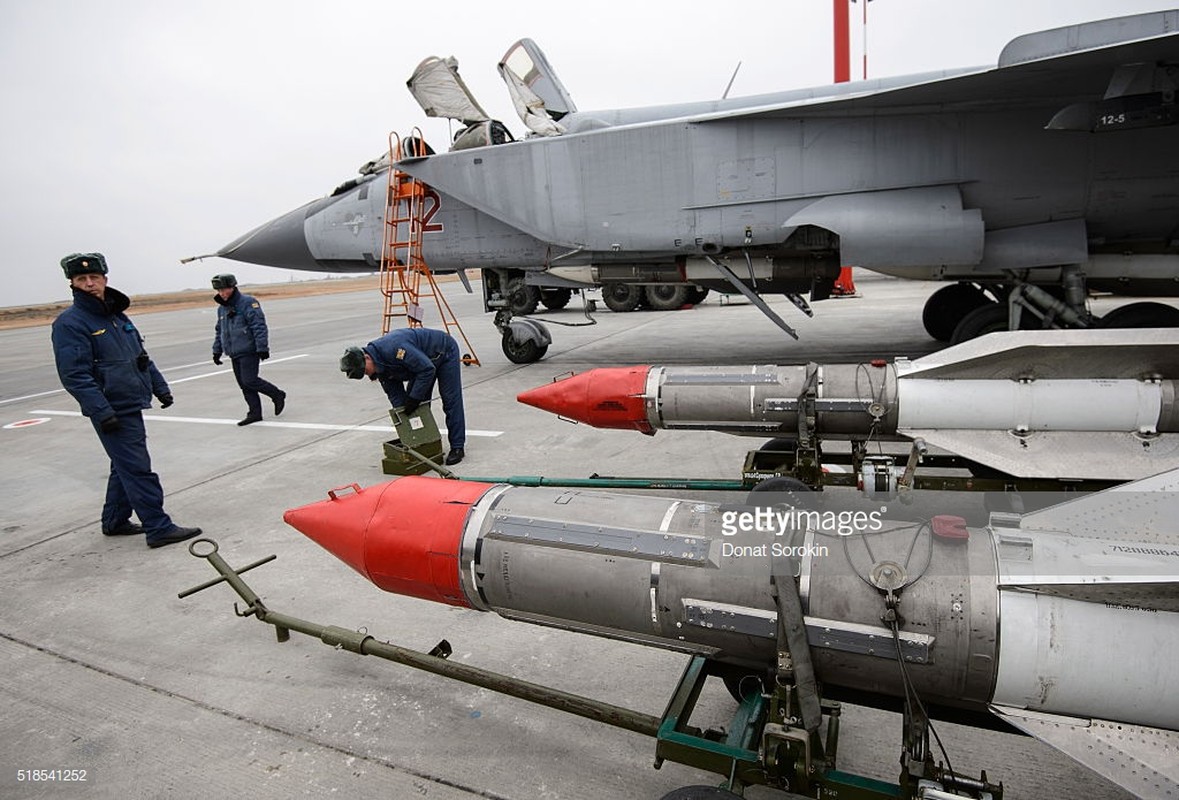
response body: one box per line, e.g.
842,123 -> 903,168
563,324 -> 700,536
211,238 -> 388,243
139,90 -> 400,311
660,787 -> 743,800
719,668 -> 766,704
747,476 -> 811,506
748,476 -> 810,494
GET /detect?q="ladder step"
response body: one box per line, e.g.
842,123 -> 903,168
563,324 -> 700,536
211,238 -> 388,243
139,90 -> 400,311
378,141 -> 480,363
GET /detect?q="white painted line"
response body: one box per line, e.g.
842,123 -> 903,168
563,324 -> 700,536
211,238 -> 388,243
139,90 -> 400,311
31,409 -> 503,437
0,388 -> 65,406
167,353 -> 310,384
0,354 -> 311,405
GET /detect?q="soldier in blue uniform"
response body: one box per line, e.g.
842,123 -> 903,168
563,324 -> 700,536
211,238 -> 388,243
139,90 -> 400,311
211,274 -> 286,426
51,253 -> 202,549
340,328 -> 467,465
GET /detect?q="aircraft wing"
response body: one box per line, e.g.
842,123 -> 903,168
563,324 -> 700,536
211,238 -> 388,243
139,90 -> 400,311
683,11 -> 1179,124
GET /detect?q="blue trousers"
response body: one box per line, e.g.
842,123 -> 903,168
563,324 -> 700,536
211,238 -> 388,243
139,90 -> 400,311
232,354 -> 282,417
435,338 -> 466,450
91,411 -> 173,535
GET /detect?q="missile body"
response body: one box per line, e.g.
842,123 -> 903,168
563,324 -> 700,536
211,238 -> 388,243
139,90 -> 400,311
516,330 -> 1179,480
284,473 -> 1179,731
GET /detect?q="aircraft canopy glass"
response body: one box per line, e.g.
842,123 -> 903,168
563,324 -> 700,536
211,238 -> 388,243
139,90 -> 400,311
498,39 -> 577,137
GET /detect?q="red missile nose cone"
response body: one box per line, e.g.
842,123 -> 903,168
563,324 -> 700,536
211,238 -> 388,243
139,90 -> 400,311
283,477 -> 495,607
517,366 -> 654,433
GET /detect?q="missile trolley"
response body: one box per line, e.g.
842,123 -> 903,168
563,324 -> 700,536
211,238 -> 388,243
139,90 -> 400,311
183,469 -> 1179,799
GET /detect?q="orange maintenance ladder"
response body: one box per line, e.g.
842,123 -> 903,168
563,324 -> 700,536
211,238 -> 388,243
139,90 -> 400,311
379,130 -> 479,365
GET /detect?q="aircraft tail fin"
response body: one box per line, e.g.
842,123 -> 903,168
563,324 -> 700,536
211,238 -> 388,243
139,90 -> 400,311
998,10 -> 1179,67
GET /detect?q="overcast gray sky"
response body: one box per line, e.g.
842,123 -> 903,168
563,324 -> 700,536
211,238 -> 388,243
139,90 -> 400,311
3,0 -> 1174,307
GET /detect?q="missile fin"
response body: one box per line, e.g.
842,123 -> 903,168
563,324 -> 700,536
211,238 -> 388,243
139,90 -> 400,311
903,329 -> 1179,381
1016,467 -> 1179,543
990,706 -> 1179,800
904,429 -> 1179,481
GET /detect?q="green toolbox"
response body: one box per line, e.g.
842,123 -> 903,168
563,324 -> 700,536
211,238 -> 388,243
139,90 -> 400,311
381,404 -> 444,476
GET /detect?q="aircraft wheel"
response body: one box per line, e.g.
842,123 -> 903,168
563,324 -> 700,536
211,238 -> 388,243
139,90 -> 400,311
922,283 -> 990,342
660,787 -> 743,800
539,288 -> 572,310
644,284 -> 690,311
950,300 -> 1046,343
603,283 -> 642,312
501,332 -> 548,364
1097,301 -> 1179,328
685,286 -> 710,305
504,276 -> 540,315
949,302 -> 1008,344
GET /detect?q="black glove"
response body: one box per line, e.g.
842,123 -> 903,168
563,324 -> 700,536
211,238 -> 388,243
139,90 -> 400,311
403,398 -> 421,414
158,394 -> 174,409
100,415 -> 120,434
258,350 -> 269,360
213,354 -> 222,366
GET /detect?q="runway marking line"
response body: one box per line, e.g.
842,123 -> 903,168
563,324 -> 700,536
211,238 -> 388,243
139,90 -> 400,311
0,354 -> 311,406
29,409 -> 503,438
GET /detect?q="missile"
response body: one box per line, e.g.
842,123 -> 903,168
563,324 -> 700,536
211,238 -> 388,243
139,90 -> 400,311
283,472 -> 1179,796
516,329 -> 1179,481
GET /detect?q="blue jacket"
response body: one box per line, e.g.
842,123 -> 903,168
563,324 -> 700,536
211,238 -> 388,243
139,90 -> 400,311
364,328 -> 455,407
213,289 -> 269,359
52,287 -> 170,420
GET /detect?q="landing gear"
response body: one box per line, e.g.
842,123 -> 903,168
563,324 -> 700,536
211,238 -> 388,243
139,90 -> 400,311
604,284 -> 702,312
949,301 -> 1025,343
494,311 -> 552,364
501,326 -> 550,363
930,263 -> 1179,344
644,285 -> 689,311
922,283 -> 991,342
1097,301 -> 1179,328
540,288 -> 572,310
603,283 -> 643,312
504,276 -> 540,315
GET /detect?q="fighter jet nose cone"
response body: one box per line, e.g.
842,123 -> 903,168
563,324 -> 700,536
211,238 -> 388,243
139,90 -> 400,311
216,199 -> 326,271
517,366 -> 654,433
283,477 -> 495,607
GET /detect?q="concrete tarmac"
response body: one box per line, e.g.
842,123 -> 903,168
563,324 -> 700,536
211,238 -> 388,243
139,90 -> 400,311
0,274 -> 1146,799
